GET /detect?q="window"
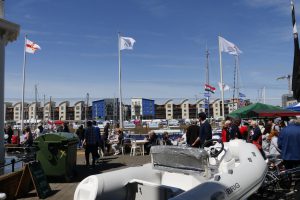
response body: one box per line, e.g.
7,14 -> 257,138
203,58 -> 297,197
31,107 -> 34,111
76,115 -> 80,118
61,106 -> 64,110
76,106 -> 80,110
15,107 -> 19,111
167,104 -> 171,108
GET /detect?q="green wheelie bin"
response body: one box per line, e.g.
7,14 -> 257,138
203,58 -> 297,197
33,132 -> 79,181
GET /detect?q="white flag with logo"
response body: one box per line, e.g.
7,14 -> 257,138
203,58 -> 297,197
218,82 -> 230,91
219,36 -> 242,55
25,39 -> 41,54
120,36 -> 136,50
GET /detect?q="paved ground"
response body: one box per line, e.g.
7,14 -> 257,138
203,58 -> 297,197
18,149 -> 151,200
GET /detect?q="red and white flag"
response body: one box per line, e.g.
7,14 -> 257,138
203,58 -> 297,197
204,84 -> 216,93
25,39 -> 41,54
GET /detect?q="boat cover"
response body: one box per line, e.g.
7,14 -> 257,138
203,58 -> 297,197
150,146 -> 209,175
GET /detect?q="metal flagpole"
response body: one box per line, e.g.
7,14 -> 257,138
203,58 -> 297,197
235,55 -> 240,109
233,56 -> 237,101
218,36 -> 225,119
118,33 -> 123,129
21,35 -> 27,132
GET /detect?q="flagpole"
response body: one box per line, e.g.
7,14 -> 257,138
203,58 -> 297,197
233,56 -> 237,101
21,35 -> 27,132
236,55 -> 240,109
118,33 -> 123,129
236,55 -> 240,100
218,36 -> 225,120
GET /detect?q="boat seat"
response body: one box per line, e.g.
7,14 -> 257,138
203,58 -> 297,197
150,146 -> 209,175
126,179 -> 184,200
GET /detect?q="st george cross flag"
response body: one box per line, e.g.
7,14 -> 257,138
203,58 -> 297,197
239,92 -> 246,98
205,84 -> 216,94
25,39 -> 41,54
219,36 -> 242,56
120,36 -> 136,50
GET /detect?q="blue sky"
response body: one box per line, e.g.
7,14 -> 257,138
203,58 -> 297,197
4,0 -> 299,106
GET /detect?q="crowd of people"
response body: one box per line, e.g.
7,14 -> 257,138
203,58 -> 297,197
3,122 -> 71,147
4,112 -> 300,171
212,116 -> 300,169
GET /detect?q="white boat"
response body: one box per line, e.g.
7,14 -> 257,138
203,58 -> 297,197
74,139 -> 267,200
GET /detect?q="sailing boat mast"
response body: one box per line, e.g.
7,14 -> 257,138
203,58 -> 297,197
85,93 -> 89,127
34,84 -> 37,128
49,96 -> 52,122
205,46 -> 210,118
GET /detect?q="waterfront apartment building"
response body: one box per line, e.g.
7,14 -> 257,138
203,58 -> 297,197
165,100 -> 173,120
131,98 -> 155,120
13,102 -> 29,122
92,98 -> 119,121
173,99 -> 189,119
59,101 -> 69,121
28,102 -> 41,121
43,102 -> 56,121
188,99 -> 206,119
74,101 -> 85,121
4,98 -> 252,124
4,102 -> 13,121
156,99 -> 207,120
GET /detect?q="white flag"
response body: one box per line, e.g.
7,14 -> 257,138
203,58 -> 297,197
218,82 -> 230,91
120,36 -> 136,50
219,36 -> 242,55
25,39 -> 41,54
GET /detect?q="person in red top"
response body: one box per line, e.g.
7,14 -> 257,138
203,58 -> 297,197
221,120 -> 231,142
11,134 -> 19,144
239,122 -> 249,141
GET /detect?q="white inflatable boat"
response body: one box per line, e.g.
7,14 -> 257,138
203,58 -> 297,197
74,139 -> 267,200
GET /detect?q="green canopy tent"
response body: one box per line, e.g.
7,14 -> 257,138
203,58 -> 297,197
227,103 -> 284,119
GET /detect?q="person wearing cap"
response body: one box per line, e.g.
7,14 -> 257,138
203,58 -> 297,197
191,112 -> 212,148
